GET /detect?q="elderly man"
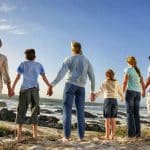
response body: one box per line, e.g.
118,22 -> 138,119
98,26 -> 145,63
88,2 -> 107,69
0,39 -> 11,96
48,41 -> 95,142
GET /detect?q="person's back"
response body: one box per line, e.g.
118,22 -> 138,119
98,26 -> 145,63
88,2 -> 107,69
66,54 -> 90,87
124,67 -> 141,92
101,80 -> 122,99
0,39 -> 11,95
18,60 -> 44,90
12,48 -> 51,141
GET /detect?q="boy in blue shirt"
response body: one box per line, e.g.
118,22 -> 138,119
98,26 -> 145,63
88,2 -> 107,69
11,49 -> 51,141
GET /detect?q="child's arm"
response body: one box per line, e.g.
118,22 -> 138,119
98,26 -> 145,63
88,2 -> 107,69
118,83 -> 124,101
12,74 -> 21,93
95,84 -> 104,98
41,74 -> 51,87
41,74 -> 53,96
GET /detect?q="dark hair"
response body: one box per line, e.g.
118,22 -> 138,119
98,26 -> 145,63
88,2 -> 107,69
0,39 -> 2,48
71,42 -> 82,54
25,49 -> 36,60
149,56 -> 150,61
106,69 -> 116,81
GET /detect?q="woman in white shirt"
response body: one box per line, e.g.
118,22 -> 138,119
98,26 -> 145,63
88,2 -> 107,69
95,69 -> 124,140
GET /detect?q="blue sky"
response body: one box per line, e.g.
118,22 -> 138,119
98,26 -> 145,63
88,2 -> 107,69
0,0 -> 150,100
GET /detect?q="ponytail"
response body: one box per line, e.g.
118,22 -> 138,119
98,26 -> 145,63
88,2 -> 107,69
134,65 -> 143,82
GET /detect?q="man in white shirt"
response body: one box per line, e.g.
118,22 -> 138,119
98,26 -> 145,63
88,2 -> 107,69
146,56 -> 150,114
0,39 -> 11,96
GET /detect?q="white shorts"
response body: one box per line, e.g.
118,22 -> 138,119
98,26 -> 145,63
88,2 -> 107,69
147,92 -> 150,114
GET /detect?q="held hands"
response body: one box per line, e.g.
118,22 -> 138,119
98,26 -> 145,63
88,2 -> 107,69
8,88 -> 15,97
142,90 -> 145,98
90,92 -> 96,102
47,85 -> 53,96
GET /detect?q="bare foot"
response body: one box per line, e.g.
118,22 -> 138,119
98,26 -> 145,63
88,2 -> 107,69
110,135 -> 116,140
77,138 -> 85,142
15,136 -> 22,142
101,136 -> 109,140
32,134 -> 37,139
62,137 -> 71,142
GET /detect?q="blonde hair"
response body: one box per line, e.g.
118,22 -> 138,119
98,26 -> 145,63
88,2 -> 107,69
71,41 -> 82,54
106,69 -> 116,81
126,56 -> 142,80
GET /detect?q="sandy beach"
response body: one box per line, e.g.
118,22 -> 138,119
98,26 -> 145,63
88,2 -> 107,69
0,121 -> 150,150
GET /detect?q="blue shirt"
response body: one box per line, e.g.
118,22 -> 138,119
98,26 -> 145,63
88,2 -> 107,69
51,54 -> 95,92
124,67 -> 141,92
17,61 -> 45,90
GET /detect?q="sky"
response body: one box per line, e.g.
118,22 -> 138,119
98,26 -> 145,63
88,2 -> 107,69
0,0 -> 150,101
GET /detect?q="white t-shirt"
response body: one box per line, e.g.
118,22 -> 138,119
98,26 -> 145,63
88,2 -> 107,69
147,66 -> 150,92
95,79 -> 124,100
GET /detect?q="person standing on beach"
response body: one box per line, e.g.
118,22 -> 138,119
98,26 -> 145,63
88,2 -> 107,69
95,69 -> 124,140
48,41 -> 95,142
145,56 -> 150,115
0,39 -> 12,96
11,49 -> 51,141
123,56 -> 145,138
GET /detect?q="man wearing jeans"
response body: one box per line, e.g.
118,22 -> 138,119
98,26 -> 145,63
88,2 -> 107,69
0,39 -> 11,96
146,56 -> 150,114
48,42 -> 95,141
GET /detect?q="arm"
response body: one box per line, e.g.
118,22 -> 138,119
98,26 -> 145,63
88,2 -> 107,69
145,77 -> 150,89
123,74 -> 129,93
95,84 -> 104,98
87,62 -> 95,102
51,60 -> 69,87
87,62 -> 95,93
141,77 -> 145,97
118,83 -> 124,101
12,74 -> 21,91
41,74 -> 51,87
41,74 -> 53,96
1,57 -> 11,93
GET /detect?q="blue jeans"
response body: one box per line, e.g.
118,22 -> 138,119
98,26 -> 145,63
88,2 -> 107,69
63,83 -> 85,139
125,90 -> 141,137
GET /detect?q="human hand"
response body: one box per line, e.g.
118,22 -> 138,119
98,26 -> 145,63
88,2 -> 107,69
8,88 -> 15,97
142,90 -> 145,98
47,85 -> 53,96
90,93 -> 96,102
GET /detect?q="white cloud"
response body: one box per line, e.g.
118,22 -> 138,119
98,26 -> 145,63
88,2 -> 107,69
0,3 -> 16,12
0,19 -> 27,35
9,29 -> 27,35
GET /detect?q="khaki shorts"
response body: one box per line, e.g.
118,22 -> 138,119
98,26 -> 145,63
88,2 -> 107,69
147,92 -> 150,114
16,87 -> 40,124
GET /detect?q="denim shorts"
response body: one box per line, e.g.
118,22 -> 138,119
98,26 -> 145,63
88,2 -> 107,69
103,98 -> 118,118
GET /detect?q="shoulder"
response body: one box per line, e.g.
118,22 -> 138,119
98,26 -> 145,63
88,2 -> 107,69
0,53 -> 7,61
34,61 -> 44,67
124,67 -> 132,74
148,66 -> 150,72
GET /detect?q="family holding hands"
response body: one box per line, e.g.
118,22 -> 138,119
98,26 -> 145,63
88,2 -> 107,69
0,39 -> 150,143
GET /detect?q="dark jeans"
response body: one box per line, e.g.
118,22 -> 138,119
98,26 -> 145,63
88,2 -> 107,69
125,90 -> 141,137
103,98 -> 118,118
63,83 -> 85,139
